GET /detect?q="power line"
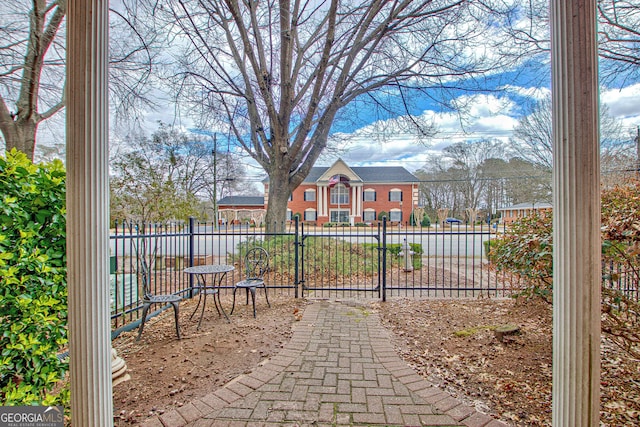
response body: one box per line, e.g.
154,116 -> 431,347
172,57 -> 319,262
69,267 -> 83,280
416,174 -> 550,184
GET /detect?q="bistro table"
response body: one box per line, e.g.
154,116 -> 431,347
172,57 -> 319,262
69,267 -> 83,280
183,264 -> 234,329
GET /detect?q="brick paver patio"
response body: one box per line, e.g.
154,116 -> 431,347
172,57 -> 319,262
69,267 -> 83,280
141,300 -> 507,427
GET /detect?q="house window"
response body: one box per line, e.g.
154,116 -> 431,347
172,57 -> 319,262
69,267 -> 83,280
389,190 -> 402,202
286,210 -> 292,221
389,209 -> 402,222
304,210 -> 317,221
330,209 -> 349,223
363,209 -> 376,222
304,189 -> 316,201
363,189 -> 376,202
330,184 -> 349,205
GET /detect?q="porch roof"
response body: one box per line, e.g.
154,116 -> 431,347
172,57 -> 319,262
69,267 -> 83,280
218,196 -> 265,207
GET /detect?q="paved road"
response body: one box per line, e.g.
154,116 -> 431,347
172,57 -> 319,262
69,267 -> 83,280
111,228 -> 496,258
140,299 -> 507,427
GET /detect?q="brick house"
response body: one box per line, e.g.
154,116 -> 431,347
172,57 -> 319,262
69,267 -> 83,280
497,202 -> 552,225
265,159 -> 420,226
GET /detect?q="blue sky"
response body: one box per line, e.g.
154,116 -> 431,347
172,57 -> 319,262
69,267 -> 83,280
133,58 -> 640,177
102,4 -> 640,178
319,80 -> 640,172
132,78 -> 640,182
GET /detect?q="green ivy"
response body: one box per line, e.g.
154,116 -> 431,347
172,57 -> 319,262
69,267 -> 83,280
0,149 -> 68,407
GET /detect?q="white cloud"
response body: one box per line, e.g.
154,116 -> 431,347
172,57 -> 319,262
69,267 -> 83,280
328,93 -> 521,171
331,81 -> 640,172
601,84 -> 640,130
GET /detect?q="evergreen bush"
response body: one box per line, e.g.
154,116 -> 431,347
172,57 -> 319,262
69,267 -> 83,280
0,149 -> 69,406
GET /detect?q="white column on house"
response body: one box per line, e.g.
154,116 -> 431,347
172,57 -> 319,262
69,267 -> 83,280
351,186 -> 357,214
66,1 -> 113,425
356,185 -> 362,218
550,1 -> 600,425
317,185 -> 324,217
323,186 -> 329,217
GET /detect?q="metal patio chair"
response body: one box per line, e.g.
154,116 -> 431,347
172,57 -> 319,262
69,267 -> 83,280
230,247 -> 270,318
136,260 -> 182,340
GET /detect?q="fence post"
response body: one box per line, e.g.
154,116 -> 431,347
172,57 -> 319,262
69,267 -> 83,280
294,216 -> 300,298
381,217 -> 388,302
188,217 -> 195,297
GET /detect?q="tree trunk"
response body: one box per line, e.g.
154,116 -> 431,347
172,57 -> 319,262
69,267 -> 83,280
264,168 -> 292,233
1,116 -> 38,161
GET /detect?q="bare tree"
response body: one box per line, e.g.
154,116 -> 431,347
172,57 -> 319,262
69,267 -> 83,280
414,165 -> 461,220
598,1 -> 640,83
153,0 -> 511,231
501,0 -> 640,84
0,0 -> 159,160
497,157 -> 551,206
417,152 -> 551,220
510,96 -> 553,170
510,94 -> 631,172
0,1 -> 66,160
110,123 -> 249,222
440,139 -> 506,212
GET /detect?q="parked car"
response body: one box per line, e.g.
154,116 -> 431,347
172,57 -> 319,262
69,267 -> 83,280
445,217 -> 463,224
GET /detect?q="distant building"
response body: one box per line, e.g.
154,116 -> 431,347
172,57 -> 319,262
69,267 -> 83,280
218,159 -> 420,226
265,159 -> 420,226
497,202 -> 552,225
217,196 -> 265,225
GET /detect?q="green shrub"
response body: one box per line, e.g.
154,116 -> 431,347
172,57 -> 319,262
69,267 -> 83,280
491,181 -> 640,357
0,149 -> 69,406
409,212 -> 431,227
488,213 -> 553,300
377,211 -> 387,221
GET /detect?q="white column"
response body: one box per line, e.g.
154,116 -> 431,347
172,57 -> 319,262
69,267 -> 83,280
66,1 -> 113,425
351,186 -> 357,213
317,185 -> 323,216
550,1 -> 600,426
323,186 -> 328,217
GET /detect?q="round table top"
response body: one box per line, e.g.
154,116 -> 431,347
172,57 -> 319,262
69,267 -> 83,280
183,264 -> 234,274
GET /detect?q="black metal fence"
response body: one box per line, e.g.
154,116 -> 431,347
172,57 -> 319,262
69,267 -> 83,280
109,218 -> 515,329
110,217 -> 639,331
109,218 -> 298,329
297,220 -> 510,300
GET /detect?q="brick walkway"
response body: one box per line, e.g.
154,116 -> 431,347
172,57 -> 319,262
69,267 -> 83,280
141,300 -> 507,427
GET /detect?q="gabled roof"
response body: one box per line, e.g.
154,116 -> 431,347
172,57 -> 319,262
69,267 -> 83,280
218,196 -> 265,206
262,159 -> 418,184
304,166 -> 418,183
302,158 -> 417,183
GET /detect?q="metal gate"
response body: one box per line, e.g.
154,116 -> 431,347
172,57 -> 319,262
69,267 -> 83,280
297,218 -> 509,300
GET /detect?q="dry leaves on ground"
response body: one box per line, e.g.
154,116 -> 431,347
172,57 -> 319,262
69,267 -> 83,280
112,295 -> 640,426
375,297 -> 640,427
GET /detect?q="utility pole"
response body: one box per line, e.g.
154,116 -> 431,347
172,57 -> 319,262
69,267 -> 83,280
212,134 -> 218,230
